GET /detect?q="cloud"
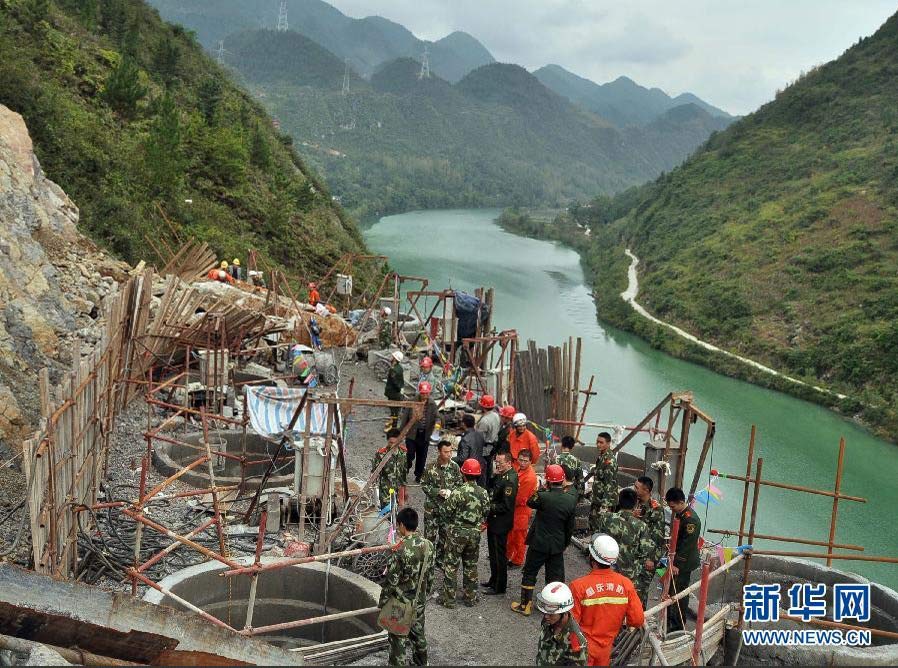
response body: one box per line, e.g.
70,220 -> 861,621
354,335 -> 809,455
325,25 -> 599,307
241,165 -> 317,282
326,0 -> 897,115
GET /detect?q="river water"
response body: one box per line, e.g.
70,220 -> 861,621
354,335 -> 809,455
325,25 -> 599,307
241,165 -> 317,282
364,208 -> 897,588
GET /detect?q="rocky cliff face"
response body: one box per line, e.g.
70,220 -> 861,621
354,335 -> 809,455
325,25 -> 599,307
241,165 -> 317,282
0,104 -> 130,460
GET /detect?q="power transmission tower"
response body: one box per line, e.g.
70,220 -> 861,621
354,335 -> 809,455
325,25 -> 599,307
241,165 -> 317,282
417,46 -> 431,80
342,58 -> 350,96
216,40 -> 225,65
277,0 -> 288,32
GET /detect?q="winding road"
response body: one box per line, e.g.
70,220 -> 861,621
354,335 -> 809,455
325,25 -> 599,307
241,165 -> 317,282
620,249 -> 847,399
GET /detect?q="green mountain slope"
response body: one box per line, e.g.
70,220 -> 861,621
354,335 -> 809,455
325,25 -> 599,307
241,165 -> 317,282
231,50 -> 732,218
0,0 -> 364,277
147,0 -> 495,82
586,12 -> 898,436
533,64 -> 733,127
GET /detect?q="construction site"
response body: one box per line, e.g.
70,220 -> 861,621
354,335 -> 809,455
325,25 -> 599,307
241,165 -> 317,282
0,236 -> 896,667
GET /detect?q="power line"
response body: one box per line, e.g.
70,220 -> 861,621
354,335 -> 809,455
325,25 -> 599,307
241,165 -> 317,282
277,0 -> 288,32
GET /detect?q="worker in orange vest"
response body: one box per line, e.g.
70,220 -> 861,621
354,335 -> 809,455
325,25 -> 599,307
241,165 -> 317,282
207,261 -> 234,284
308,282 -> 321,306
508,413 -> 541,471
570,534 -> 645,666
507,448 -> 537,567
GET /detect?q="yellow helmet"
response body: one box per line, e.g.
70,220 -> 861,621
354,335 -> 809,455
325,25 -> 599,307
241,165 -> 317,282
233,258 -> 240,266
220,260 -> 229,269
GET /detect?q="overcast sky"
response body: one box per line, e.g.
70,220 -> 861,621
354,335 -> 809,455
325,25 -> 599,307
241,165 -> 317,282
326,1 -> 896,115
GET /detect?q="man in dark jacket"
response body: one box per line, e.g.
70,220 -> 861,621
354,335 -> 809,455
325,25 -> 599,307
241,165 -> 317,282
511,464 -> 578,616
398,381 -> 438,483
483,452 -> 518,596
665,487 -> 701,632
384,350 -> 405,427
455,413 -> 487,487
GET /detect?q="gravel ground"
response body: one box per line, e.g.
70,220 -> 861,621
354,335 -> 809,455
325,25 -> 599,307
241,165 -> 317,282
335,351 -> 595,666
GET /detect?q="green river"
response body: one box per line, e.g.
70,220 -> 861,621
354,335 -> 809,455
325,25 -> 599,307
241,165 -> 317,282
365,208 -> 898,589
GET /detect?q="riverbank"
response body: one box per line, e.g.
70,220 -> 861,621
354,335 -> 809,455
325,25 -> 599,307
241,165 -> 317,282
498,208 -> 893,441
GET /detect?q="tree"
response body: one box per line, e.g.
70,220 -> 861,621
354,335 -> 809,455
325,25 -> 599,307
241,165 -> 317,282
103,55 -> 146,119
197,77 -> 222,125
99,0 -> 127,43
144,92 -> 185,197
153,36 -> 181,85
250,124 -> 271,169
20,0 -> 50,33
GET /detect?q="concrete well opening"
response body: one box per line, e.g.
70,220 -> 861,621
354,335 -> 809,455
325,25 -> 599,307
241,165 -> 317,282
144,558 -> 381,650
152,430 -> 294,490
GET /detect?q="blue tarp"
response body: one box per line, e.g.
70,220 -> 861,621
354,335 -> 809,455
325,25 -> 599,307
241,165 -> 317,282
453,290 -> 490,341
244,386 -> 339,438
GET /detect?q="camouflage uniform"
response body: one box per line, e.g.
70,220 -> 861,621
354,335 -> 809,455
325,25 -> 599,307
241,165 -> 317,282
372,444 -> 408,508
557,451 -> 585,497
588,451 -> 618,534
603,509 -> 652,583
536,614 -> 589,666
420,459 -> 463,567
440,480 -> 490,607
379,532 -> 435,666
633,497 -> 666,602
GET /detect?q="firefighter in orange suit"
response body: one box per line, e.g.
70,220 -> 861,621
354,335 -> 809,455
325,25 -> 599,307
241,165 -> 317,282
508,413 -> 541,470
570,534 -> 645,666
507,448 -> 538,566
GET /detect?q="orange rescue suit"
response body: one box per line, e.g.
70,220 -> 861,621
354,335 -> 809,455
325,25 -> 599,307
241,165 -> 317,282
506,464 -> 537,565
508,429 -> 541,471
206,269 -> 234,284
309,288 -> 321,306
571,567 -> 645,666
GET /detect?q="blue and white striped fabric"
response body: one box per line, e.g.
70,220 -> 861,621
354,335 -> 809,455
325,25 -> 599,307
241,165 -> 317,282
244,386 -> 338,438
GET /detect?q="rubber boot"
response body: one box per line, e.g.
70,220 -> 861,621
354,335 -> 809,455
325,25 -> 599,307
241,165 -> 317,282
510,585 -> 534,616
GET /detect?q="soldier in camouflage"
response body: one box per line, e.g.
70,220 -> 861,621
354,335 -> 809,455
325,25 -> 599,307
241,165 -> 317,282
535,582 -> 588,666
420,440 -> 462,568
603,488 -> 653,584
557,436 -> 585,498
440,459 -> 490,608
632,475 -> 666,603
379,507 -> 435,666
372,428 -> 408,509
588,431 -> 618,534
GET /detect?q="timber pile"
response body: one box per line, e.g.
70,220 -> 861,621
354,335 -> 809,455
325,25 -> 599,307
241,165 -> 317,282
513,337 -> 582,437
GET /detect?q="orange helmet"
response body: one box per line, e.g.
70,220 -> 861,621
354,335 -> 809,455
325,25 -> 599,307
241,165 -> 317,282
461,458 -> 482,476
499,405 -> 516,419
419,356 -> 433,370
479,394 -> 495,409
545,464 -> 565,484
417,381 -> 432,395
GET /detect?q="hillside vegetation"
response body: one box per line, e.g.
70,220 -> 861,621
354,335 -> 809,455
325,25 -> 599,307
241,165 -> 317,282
0,0 -> 365,280
222,32 -> 732,220
577,12 -> 898,437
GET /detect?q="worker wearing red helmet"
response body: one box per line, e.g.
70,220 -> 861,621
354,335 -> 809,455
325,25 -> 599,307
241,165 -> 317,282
397,381 -> 438,483
307,282 -> 320,307
508,413 -> 541,472
475,394 -> 500,487
511,463 -> 578,616
418,356 -> 441,399
439,458 -> 490,608
494,405 -> 516,456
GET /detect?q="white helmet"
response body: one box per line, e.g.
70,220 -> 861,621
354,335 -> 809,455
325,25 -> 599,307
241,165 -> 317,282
391,350 -> 404,362
512,412 -> 527,427
382,306 -> 392,316
589,534 -> 619,566
536,582 -> 574,614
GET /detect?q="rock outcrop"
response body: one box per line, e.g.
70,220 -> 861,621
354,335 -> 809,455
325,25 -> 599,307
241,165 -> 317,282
0,104 -> 129,458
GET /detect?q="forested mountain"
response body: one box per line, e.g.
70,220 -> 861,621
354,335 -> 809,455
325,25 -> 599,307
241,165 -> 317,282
533,64 -> 732,127
216,29 -> 732,219
580,11 -> 898,436
0,0 -> 365,276
147,0 -> 495,82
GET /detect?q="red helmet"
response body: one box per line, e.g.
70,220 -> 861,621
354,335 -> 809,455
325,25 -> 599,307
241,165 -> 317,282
545,464 -> 565,484
461,458 -> 482,476
479,394 -> 496,409
499,405 -> 516,419
417,381 -> 432,395
419,356 -> 433,370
